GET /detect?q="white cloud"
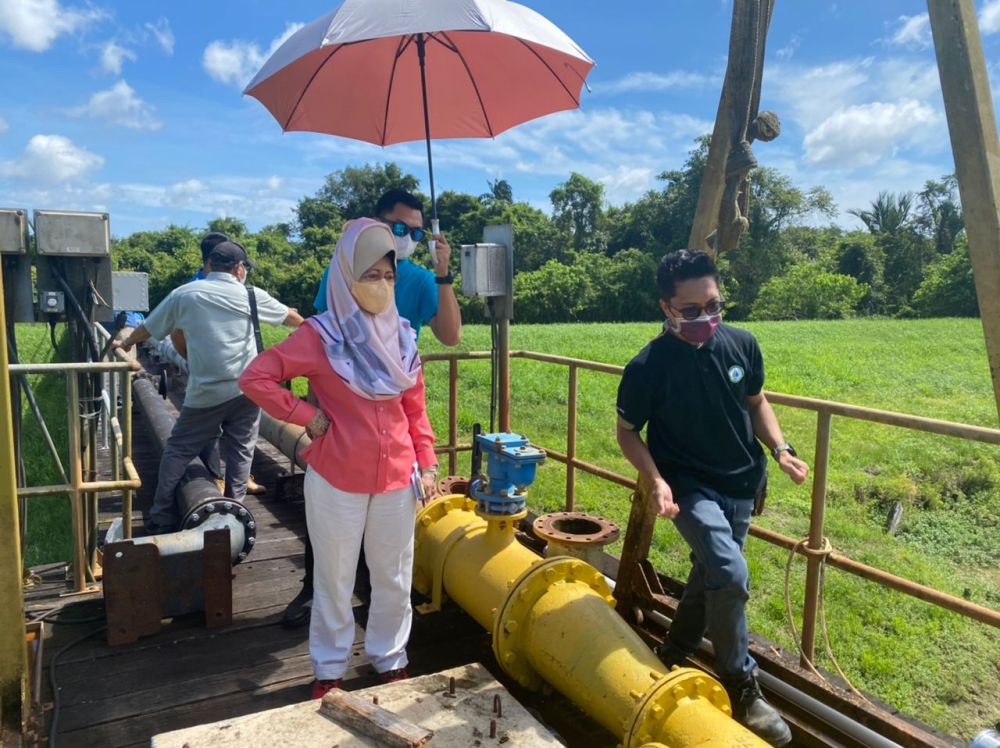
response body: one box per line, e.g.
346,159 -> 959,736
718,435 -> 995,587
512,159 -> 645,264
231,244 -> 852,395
0,0 -> 104,52
981,0 -> 1000,34
598,70 -> 719,95
767,58 -> 873,130
775,35 -> 801,60
145,18 -> 173,54
203,22 -> 304,88
0,134 -> 103,182
0,116 -> 8,135
68,80 -> 163,130
889,14 -> 931,48
803,99 -> 939,169
100,40 -> 136,75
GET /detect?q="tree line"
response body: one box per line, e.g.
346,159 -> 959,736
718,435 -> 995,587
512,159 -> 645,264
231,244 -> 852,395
113,136 -> 978,324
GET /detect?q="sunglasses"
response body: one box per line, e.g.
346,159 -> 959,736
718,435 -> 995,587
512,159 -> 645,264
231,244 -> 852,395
381,219 -> 426,243
670,299 -> 726,321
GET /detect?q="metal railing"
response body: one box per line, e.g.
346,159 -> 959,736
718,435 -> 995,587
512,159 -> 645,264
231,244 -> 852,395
12,328 -> 140,595
422,349 -> 1000,662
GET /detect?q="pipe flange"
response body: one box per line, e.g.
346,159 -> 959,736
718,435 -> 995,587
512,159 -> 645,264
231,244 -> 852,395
437,475 -> 471,496
624,668 -> 731,748
492,556 -> 615,691
532,511 -> 620,547
180,499 -> 256,563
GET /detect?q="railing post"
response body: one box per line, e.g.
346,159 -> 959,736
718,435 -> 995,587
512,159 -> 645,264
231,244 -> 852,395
566,364 -> 578,511
448,357 -> 458,476
122,369 -> 133,539
498,319 -> 511,432
66,373 -> 87,593
800,409 -> 832,665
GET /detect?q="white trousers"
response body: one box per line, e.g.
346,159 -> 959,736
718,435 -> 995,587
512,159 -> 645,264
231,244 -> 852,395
304,467 -> 416,680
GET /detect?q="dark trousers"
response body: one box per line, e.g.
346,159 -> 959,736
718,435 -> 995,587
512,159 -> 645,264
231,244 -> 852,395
659,484 -> 757,685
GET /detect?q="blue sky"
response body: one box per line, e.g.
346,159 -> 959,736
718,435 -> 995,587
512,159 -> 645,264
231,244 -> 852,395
2,0 -> 1000,237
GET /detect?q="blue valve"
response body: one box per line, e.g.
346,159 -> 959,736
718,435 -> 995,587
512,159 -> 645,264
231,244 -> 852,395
470,432 -> 545,515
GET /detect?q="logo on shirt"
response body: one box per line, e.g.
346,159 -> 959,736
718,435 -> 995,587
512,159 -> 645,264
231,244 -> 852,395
728,365 -> 745,384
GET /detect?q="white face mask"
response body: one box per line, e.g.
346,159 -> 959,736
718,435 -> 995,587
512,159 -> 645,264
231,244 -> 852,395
393,234 -> 417,259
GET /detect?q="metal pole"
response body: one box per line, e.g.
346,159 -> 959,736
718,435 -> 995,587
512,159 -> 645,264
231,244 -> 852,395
416,33 -> 438,222
448,358 -> 458,475
800,409 -> 831,664
122,370 -> 133,539
566,365 -> 578,511
498,318 -> 511,432
0,257 -> 27,736
927,0 -> 1000,423
66,373 -> 87,593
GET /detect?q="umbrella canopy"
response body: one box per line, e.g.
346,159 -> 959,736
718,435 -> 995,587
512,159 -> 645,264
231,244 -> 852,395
244,0 -> 594,148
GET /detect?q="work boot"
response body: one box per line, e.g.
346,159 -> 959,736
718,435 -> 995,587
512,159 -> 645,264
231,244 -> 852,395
654,640 -> 688,670
143,518 -> 175,535
729,675 -> 792,746
282,582 -> 314,628
245,475 -> 266,495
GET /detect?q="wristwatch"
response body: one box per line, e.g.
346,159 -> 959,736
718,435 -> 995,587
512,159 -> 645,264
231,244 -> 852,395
435,273 -> 454,285
771,443 -> 796,461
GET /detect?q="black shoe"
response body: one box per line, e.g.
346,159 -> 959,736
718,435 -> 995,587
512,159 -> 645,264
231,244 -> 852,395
143,519 -> 175,535
729,675 -> 792,746
282,584 -> 314,629
654,641 -> 688,670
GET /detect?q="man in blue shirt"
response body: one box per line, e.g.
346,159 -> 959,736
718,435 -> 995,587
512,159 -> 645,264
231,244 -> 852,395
284,189 -> 463,628
312,189 -> 461,345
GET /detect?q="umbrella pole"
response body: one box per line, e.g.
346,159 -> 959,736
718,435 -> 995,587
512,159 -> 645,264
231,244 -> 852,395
416,34 -> 438,226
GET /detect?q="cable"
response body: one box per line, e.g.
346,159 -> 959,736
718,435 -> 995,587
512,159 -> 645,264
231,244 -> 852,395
783,537 -> 872,705
48,624 -> 106,748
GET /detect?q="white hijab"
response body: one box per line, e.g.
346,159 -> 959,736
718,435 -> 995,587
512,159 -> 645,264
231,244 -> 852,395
306,218 -> 420,400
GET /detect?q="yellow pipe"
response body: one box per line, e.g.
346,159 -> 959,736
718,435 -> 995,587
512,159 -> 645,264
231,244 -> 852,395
413,496 -> 768,748
0,264 -> 27,732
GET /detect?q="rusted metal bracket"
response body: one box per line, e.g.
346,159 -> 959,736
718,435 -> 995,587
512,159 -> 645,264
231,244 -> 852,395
103,528 -> 233,645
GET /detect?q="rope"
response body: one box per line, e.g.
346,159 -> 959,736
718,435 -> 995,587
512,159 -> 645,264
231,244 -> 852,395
783,536 -> 873,705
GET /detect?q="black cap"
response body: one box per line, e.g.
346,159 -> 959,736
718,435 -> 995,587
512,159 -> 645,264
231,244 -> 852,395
208,240 -> 254,269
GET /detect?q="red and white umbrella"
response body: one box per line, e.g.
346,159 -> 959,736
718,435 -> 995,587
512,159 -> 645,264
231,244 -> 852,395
244,0 -> 594,222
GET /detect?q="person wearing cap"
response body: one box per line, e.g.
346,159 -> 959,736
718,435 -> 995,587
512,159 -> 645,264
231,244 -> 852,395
114,240 -> 304,534
239,218 -> 439,699
170,230 -> 267,496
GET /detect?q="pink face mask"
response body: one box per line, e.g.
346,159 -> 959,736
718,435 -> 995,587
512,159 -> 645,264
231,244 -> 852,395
675,314 -> 721,343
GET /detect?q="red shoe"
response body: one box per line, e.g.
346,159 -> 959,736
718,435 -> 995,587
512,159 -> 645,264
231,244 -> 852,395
311,678 -> 343,699
379,668 -> 409,684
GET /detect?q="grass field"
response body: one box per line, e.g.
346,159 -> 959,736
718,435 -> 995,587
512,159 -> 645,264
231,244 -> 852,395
17,318 -> 1000,738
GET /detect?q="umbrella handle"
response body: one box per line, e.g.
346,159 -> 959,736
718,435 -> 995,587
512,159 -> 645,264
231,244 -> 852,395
428,218 -> 440,254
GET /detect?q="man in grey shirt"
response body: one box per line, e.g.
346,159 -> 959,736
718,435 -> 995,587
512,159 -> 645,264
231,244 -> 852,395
114,241 -> 304,533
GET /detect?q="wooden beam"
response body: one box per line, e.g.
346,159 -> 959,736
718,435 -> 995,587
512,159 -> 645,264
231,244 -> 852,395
928,0 -> 1000,423
320,688 -> 433,747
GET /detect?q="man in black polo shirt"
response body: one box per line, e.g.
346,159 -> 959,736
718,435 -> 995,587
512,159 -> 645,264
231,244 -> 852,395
616,249 -> 808,746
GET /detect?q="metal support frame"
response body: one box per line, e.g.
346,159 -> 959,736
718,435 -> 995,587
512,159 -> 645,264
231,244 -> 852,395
0,256 -> 27,738
422,349 -> 1000,637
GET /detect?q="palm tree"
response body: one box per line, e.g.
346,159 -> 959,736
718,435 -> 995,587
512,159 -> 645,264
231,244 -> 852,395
849,191 -> 914,235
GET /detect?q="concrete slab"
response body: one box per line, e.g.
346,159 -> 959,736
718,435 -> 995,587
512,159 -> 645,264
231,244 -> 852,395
151,663 -> 566,747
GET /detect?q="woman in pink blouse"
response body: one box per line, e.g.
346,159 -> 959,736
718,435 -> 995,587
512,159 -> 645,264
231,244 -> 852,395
239,218 -> 439,699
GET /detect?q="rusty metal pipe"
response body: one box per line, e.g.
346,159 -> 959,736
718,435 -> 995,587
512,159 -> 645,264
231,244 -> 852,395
131,377 -> 256,562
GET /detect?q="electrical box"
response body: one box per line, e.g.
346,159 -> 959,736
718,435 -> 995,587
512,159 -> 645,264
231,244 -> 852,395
0,208 -> 29,254
112,272 -> 150,312
34,209 -> 110,257
39,291 -> 65,314
460,243 -> 508,297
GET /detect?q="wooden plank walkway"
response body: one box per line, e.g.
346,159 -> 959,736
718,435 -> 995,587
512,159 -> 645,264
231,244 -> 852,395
27,396 -> 495,748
